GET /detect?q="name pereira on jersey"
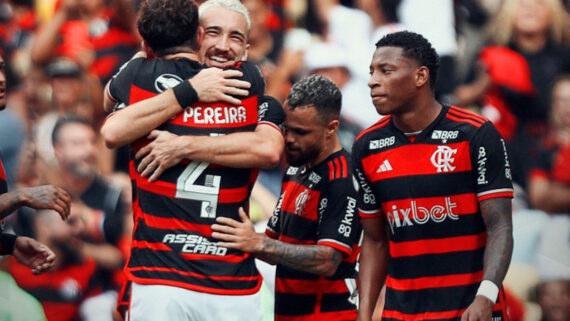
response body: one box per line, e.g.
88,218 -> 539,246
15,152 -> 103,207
182,105 -> 248,124
162,234 -> 227,256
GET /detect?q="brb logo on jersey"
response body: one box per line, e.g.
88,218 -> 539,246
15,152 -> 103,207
154,74 -> 183,92
430,146 -> 457,172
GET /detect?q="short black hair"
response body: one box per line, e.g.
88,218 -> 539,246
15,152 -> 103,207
375,31 -> 440,89
52,113 -> 94,145
137,0 -> 200,56
286,74 -> 342,123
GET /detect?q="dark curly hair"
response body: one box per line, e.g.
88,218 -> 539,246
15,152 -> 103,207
375,31 -> 440,89
286,74 -> 342,123
137,0 -> 200,56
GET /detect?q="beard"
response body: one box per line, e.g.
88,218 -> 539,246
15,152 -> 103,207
285,144 -> 321,168
66,160 -> 97,178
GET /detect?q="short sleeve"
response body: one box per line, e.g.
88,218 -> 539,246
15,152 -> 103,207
470,121 -> 514,201
351,139 -> 382,218
258,96 -> 284,133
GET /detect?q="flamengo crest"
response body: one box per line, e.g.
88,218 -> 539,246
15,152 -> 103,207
430,146 -> 457,172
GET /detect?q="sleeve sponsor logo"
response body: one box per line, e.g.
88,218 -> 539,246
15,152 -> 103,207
500,139 -> 512,180
369,136 -> 395,150
477,147 -> 488,185
355,168 -> 376,205
431,146 -> 457,172
258,101 -> 269,121
338,197 -> 357,237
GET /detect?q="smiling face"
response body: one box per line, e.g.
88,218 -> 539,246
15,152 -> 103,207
199,6 -> 250,67
0,55 -> 6,110
368,46 -> 422,116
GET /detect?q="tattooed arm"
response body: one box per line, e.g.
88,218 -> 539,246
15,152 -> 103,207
212,207 -> 343,276
462,197 -> 513,321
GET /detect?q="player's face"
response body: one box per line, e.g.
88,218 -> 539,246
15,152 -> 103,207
284,105 -> 327,168
199,6 -> 250,68
552,80 -> 570,130
368,46 -> 421,116
0,55 -> 6,110
54,123 -> 98,178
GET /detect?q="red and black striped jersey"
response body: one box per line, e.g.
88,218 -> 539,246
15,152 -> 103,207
107,57 -> 284,295
7,256 -> 101,321
352,105 -> 513,321
0,157 -> 7,232
266,150 -> 361,321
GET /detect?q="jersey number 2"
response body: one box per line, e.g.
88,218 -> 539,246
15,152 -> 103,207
176,161 -> 221,218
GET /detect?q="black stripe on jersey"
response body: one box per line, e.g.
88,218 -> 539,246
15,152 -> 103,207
130,269 -> 260,291
321,292 -> 358,312
129,248 -> 256,277
384,282 -> 478,314
276,212 -> 319,242
157,122 -> 257,137
276,266 -> 321,281
27,287 -> 83,303
274,292 -> 316,316
372,171 -> 476,202
388,247 -> 485,279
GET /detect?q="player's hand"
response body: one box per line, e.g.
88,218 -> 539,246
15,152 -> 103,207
211,207 -> 264,253
136,130 -> 185,182
20,185 -> 71,220
189,68 -> 250,105
12,236 -> 56,275
461,296 -> 493,321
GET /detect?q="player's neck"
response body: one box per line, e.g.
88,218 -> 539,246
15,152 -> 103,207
163,52 -> 200,62
306,136 -> 342,169
393,98 -> 441,134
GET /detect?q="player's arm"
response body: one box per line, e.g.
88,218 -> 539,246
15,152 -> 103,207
0,185 -> 71,221
212,208 -> 343,277
101,67 -> 251,148
357,215 -> 389,321
528,176 -> 570,213
1,234 -> 56,275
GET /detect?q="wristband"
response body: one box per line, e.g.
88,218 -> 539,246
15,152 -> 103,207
1,233 -> 18,255
476,280 -> 499,303
172,80 -> 198,109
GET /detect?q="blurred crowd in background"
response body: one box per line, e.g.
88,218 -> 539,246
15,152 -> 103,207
0,0 -> 569,321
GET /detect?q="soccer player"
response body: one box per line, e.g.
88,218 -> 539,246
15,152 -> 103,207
353,31 -> 514,321
100,1 -> 283,320
0,54 -> 72,275
212,74 -> 362,321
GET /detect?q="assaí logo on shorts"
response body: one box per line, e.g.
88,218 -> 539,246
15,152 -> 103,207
386,197 -> 459,234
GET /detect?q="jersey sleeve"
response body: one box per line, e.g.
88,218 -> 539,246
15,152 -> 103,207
265,184 -> 285,239
257,96 -> 284,133
106,57 -> 144,106
351,139 -> 382,218
0,233 -> 17,255
316,176 -> 361,257
470,121 -> 514,201
227,61 -> 266,97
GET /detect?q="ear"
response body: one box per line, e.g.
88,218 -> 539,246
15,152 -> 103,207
141,41 -> 154,59
326,119 -> 340,138
415,66 -> 430,88
197,26 -> 205,47
243,43 -> 250,60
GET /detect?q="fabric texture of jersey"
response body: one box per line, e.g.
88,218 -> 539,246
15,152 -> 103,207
107,57 -> 283,295
266,149 -> 361,321
352,105 -> 514,321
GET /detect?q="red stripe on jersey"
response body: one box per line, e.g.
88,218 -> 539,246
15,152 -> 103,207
131,239 -> 172,251
359,209 -> 382,218
266,229 -> 279,239
341,155 -> 348,178
449,106 -> 487,123
275,277 -> 349,294
275,311 -> 357,321
168,95 -> 258,129
128,85 -> 156,104
317,240 -> 352,256
136,174 -> 249,204
334,157 -> 341,179
385,271 -> 483,291
382,193 -> 479,221
362,142 -> 472,181
0,159 -> 5,180
141,211 -> 212,236
382,308 -> 466,320
477,190 -> 514,202
389,232 -> 487,258
280,181 -> 321,221
356,116 -> 391,141
279,234 -> 316,245
445,114 -> 483,128
328,161 -> 334,180
180,253 -> 250,263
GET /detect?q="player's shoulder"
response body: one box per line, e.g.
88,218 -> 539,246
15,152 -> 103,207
319,150 -> 353,183
443,105 -> 490,129
355,115 -> 392,143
